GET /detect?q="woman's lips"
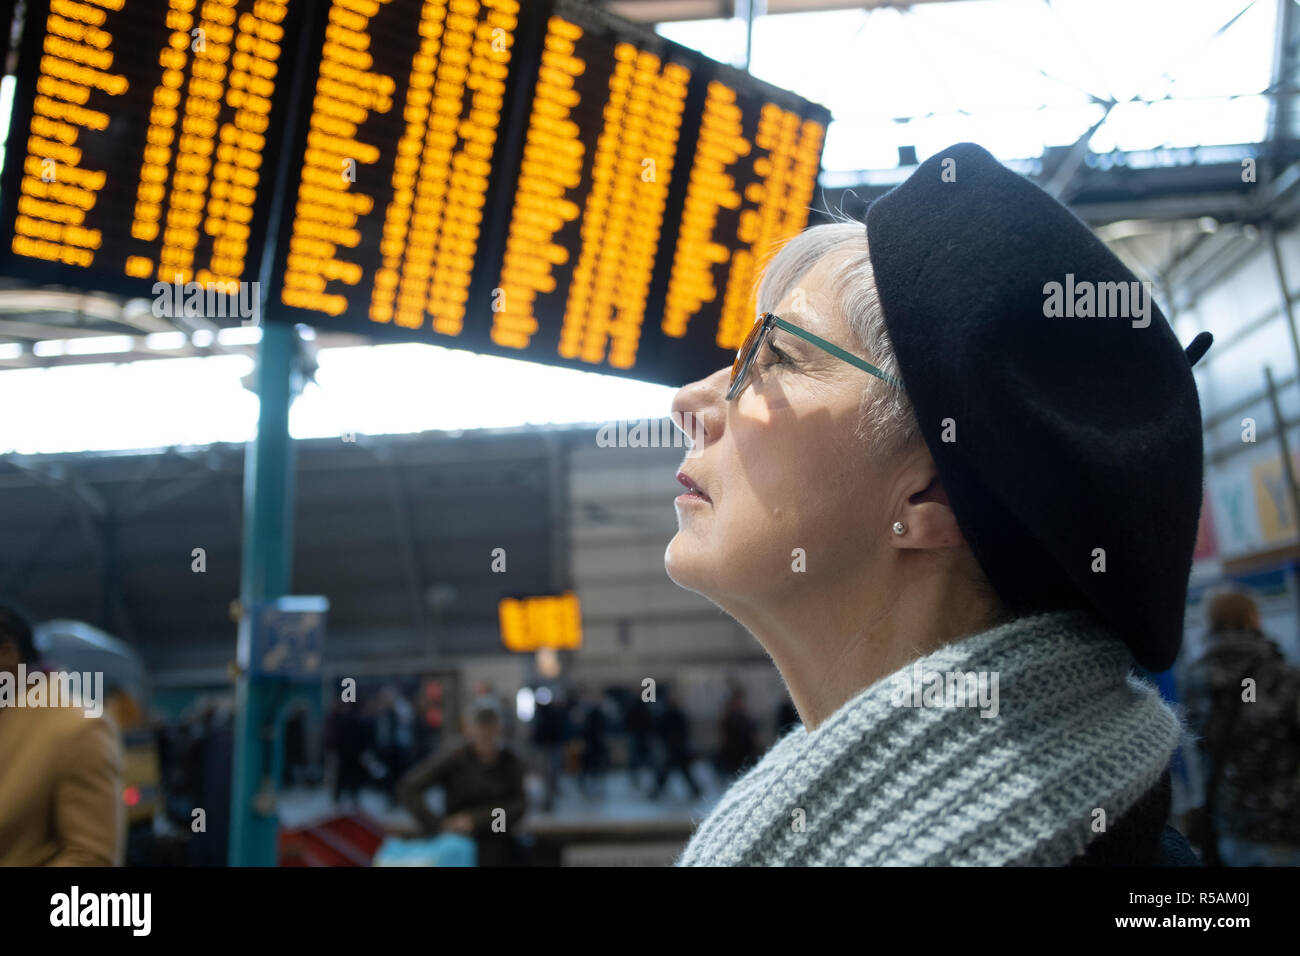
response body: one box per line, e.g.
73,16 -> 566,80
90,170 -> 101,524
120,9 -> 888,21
676,471 -> 711,503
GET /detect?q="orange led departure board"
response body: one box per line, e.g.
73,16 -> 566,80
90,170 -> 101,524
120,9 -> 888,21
491,17 -> 691,371
664,82 -> 826,352
0,0 -> 829,385
0,0 -> 307,304
498,591 -> 582,652
263,0 -> 828,385
275,0 -> 520,335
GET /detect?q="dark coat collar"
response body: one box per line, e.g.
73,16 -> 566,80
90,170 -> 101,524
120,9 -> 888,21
1070,768 -> 1201,866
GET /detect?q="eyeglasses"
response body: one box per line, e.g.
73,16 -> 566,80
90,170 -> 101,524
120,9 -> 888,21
726,312 -> 903,401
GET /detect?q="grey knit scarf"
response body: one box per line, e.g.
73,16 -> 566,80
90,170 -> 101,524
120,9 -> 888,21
674,609 -> 1182,866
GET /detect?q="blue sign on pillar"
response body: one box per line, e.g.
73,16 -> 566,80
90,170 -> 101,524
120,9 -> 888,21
248,596 -> 328,678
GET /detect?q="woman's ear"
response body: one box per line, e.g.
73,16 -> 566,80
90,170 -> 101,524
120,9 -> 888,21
890,461 -> 965,550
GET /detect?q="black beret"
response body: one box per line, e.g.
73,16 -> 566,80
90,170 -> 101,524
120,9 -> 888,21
865,142 -> 1209,672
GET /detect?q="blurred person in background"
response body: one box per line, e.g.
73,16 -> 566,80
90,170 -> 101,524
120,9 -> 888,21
0,604 -> 124,866
372,686 -> 415,800
325,697 -> 370,808
773,697 -> 800,739
1180,590 -> 1300,866
414,679 -> 446,760
530,688 -> 573,811
623,692 -> 656,793
717,685 -> 759,779
577,688 -> 610,798
649,688 -> 702,801
396,696 -> 526,866
389,685 -> 416,785
185,697 -> 234,866
282,702 -> 309,789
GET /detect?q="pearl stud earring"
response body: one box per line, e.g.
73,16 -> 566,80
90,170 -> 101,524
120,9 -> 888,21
892,521 -> 905,535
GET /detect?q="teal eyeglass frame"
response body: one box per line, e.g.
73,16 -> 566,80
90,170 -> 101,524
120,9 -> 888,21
726,312 -> 903,401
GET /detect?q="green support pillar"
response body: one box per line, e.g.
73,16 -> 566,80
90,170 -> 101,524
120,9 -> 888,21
230,321 -> 299,866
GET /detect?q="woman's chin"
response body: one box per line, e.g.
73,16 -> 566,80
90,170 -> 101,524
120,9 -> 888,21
664,535 -> 714,593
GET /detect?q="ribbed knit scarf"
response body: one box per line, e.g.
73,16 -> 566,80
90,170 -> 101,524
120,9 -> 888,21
674,609 -> 1182,866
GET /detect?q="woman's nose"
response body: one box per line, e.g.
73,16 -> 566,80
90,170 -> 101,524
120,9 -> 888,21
670,366 -> 729,446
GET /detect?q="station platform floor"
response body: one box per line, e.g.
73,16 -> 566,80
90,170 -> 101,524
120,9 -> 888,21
276,760 -> 729,834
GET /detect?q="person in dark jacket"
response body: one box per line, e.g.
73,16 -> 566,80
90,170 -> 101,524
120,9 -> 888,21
717,686 -> 759,778
1180,590 -> 1300,866
623,693 -> 656,792
326,700 -> 370,807
650,689 -> 702,800
577,690 -> 610,798
530,691 -> 572,811
396,697 -> 526,867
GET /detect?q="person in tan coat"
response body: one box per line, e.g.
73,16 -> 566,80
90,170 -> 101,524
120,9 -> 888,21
0,606 -> 124,866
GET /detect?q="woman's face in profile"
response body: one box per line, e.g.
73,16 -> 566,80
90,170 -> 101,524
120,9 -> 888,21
665,250 -> 896,617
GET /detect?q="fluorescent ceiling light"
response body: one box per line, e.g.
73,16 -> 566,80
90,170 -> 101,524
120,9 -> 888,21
217,326 -> 262,346
145,332 -> 189,350
64,336 -> 134,355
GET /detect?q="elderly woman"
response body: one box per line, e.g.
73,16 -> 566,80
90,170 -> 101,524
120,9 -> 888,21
666,143 -> 1210,866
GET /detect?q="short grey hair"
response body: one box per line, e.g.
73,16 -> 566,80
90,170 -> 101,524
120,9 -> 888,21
756,220 -> 920,455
